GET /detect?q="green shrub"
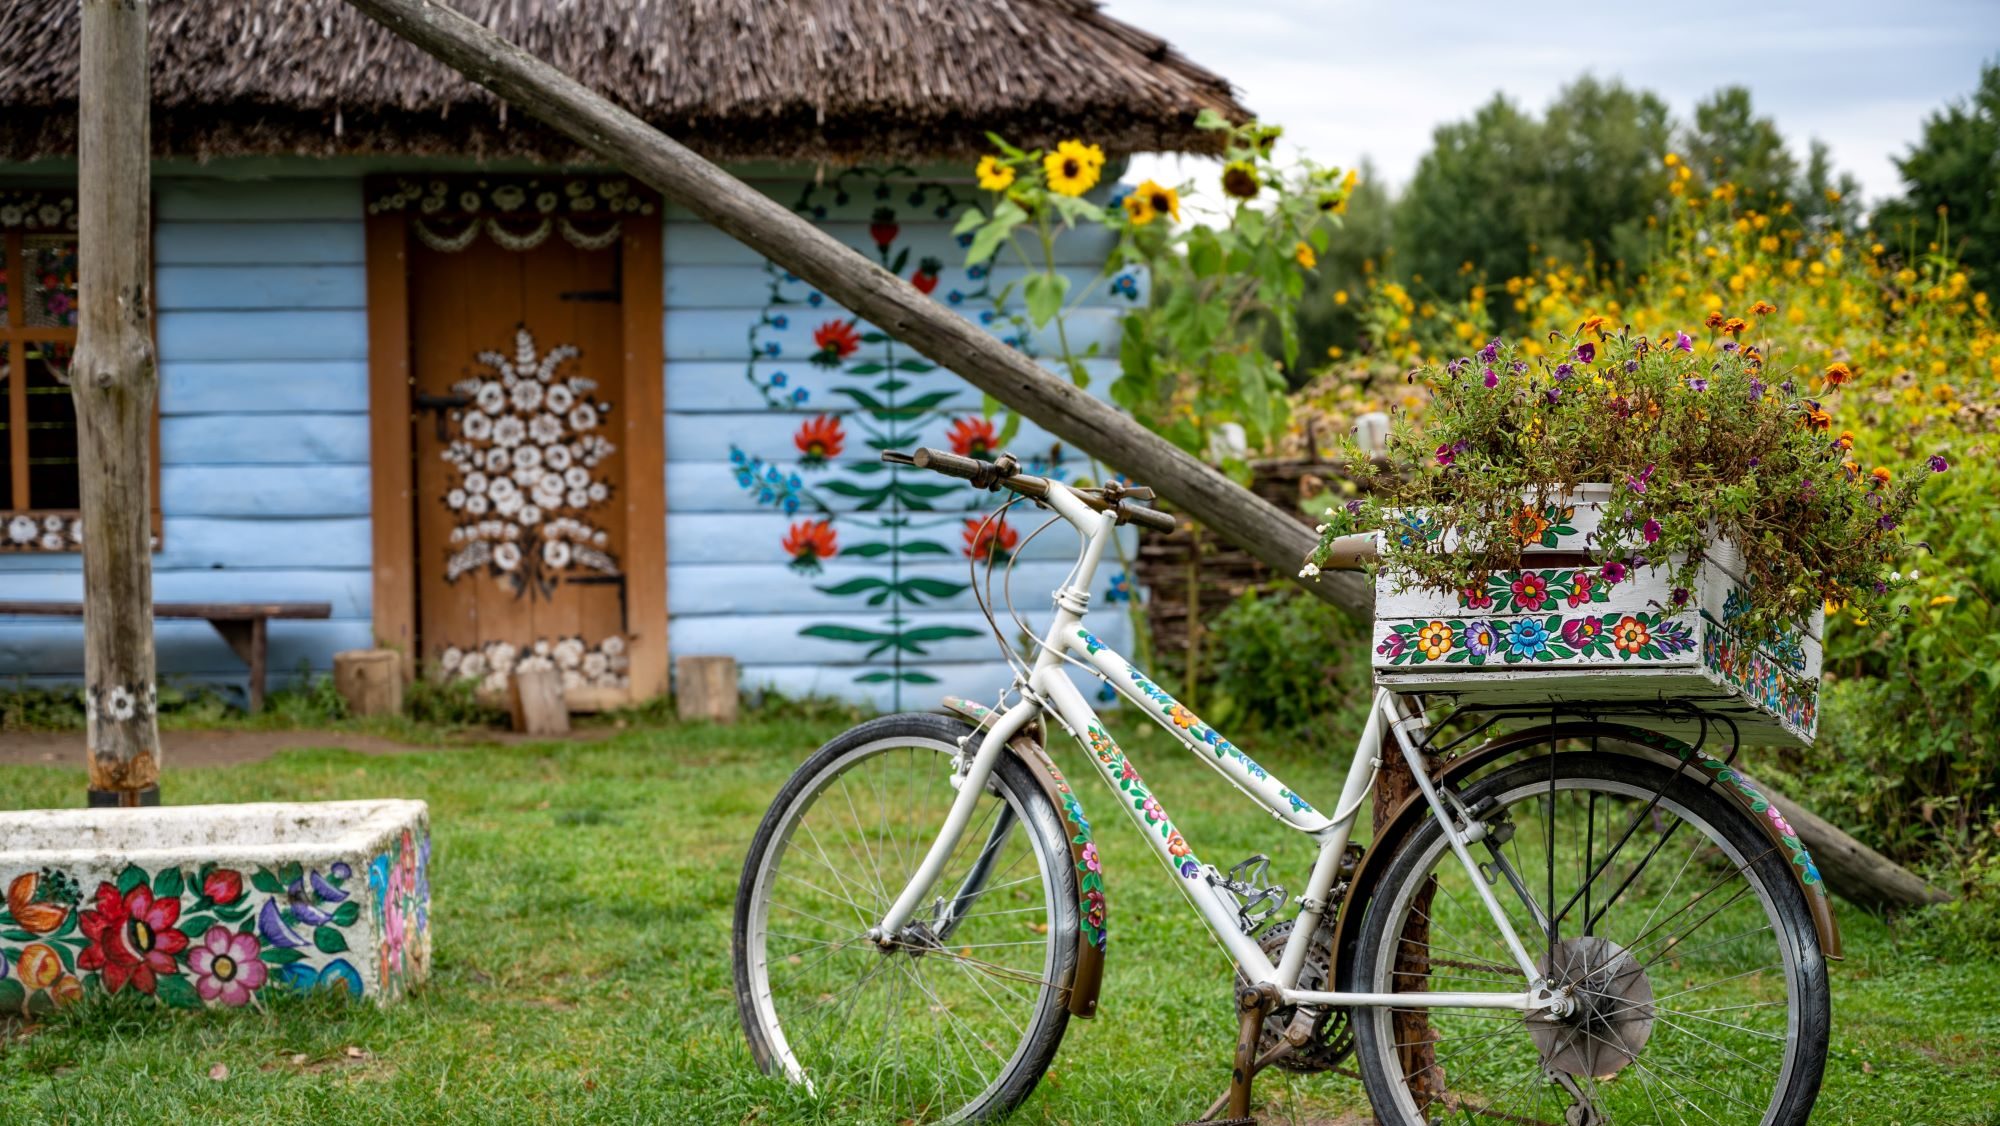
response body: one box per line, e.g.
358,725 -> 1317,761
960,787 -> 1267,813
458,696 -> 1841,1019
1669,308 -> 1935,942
1205,584 -> 1372,736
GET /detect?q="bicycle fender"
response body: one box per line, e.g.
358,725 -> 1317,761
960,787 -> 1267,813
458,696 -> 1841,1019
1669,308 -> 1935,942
1330,722 -> 1839,993
942,696 -> 1105,1018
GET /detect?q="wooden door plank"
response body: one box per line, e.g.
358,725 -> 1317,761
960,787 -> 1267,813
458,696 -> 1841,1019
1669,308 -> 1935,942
621,213 -> 667,701
363,207 -> 416,672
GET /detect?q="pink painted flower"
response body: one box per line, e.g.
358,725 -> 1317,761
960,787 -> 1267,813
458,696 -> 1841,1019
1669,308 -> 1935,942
1561,615 -> 1603,648
1460,586 -> 1495,610
1081,842 -> 1101,873
187,924 -> 268,1006
1566,572 -> 1596,607
1141,796 -> 1164,823
1767,805 -> 1796,840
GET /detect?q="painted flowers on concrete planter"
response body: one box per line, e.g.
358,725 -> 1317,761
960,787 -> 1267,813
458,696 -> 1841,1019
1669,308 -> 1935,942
0,838 -> 427,1015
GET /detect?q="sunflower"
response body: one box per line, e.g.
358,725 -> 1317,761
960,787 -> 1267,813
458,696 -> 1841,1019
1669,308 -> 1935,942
976,155 -> 1015,192
1220,160 -> 1261,200
1129,179 -> 1180,225
1044,141 -> 1103,198
1294,241 -> 1317,270
1122,192 -> 1155,225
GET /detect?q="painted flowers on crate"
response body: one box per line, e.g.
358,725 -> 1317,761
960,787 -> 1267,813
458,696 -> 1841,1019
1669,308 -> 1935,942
1377,610 -> 1697,666
368,829 -> 432,996
439,634 -> 630,695
0,857 -> 379,1014
1463,567 -> 1610,614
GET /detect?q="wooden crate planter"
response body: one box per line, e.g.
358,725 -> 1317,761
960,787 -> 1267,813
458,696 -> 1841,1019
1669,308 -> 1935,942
1371,494 -> 1822,747
0,800 -> 430,1014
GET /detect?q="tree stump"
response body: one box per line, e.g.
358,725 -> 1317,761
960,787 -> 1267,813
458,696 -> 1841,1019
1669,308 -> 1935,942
509,667 -> 570,736
676,656 -> 738,724
333,649 -> 404,717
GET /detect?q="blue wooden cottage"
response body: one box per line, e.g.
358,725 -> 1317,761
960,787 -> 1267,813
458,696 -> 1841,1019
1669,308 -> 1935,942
0,0 -> 1242,710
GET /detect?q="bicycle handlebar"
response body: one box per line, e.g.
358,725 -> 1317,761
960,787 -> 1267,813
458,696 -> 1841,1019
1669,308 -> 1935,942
886,448 -> 1180,534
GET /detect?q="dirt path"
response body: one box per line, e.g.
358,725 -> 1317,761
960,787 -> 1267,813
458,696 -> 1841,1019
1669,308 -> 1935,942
0,725 -> 614,769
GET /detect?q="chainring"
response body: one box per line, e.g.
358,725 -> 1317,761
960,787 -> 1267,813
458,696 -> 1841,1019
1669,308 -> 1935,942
1233,919 -> 1353,1073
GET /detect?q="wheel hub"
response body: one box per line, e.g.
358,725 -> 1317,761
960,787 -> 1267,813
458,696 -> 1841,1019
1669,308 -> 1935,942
1526,935 -> 1655,1080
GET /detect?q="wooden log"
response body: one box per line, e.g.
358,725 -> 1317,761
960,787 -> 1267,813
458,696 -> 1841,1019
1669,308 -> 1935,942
73,0 -> 161,803
337,0 -> 1373,622
676,656 -> 739,725
333,648 -> 404,718
509,667 -> 570,737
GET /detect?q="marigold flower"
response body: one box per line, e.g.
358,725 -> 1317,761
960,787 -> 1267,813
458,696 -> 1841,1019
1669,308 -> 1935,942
1750,300 -> 1777,315
1822,362 -> 1853,387
975,155 -> 1015,192
1294,241 -> 1317,270
1580,315 -> 1610,336
1835,430 -> 1855,450
1722,317 -> 1747,335
1868,466 -> 1892,488
1803,406 -> 1832,432
1705,311 -> 1725,329
1220,160 -> 1261,200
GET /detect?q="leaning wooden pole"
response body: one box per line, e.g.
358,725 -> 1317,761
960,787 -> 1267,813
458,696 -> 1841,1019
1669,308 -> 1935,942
73,0 -> 162,806
338,0 -> 1947,912
340,0 -> 1372,621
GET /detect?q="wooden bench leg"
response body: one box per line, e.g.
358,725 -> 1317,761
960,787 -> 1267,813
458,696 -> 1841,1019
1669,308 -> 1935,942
208,617 -> 269,712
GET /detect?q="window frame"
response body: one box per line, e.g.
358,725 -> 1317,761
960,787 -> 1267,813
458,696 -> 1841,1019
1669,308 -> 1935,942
0,183 -> 160,554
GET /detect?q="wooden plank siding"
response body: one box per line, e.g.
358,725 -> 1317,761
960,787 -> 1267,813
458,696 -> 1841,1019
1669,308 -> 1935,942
0,167 -> 1148,709
0,177 -> 371,690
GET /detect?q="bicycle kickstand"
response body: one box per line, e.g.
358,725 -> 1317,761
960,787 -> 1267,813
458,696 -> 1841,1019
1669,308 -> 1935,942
1180,981 -> 1285,1126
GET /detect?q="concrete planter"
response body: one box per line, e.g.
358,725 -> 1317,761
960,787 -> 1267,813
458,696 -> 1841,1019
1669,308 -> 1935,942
0,800 -> 430,1015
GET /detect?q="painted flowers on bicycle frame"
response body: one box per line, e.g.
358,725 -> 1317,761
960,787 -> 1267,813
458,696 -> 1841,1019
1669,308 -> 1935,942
1377,610 -> 1696,665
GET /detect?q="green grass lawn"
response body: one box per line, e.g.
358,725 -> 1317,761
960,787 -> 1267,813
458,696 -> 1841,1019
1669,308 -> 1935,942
2,715 -> 1996,1124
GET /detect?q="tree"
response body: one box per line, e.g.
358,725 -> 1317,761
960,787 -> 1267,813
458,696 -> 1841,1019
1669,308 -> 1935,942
1682,87 -> 1797,208
1871,61 -> 2000,287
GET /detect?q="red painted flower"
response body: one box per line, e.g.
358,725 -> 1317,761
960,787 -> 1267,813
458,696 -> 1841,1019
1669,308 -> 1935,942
946,416 -> 998,460
782,519 -> 839,575
869,207 -> 900,250
910,256 -> 942,296
76,882 -> 188,995
1566,571 -> 1596,607
792,414 -> 846,468
1459,586 -> 1495,610
201,868 -> 243,907
1510,572 -> 1550,611
810,320 -> 863,368
962,517 -> 1019,563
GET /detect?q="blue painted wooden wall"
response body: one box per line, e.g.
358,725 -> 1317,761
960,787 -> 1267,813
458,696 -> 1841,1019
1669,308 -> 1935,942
0,165 -> 1149,711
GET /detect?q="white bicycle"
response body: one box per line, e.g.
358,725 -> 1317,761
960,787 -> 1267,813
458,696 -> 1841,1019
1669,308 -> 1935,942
732,448 -> 1831,1125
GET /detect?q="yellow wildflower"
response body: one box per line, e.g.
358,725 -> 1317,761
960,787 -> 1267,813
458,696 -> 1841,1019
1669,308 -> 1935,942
1333,289 -> 1349,306
975,156 -> 1015,192
1295,242 -> 1317,269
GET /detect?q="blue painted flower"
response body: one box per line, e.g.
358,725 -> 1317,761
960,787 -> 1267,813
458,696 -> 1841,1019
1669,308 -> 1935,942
1105,572 -> 1132,603
807,292 -> 824,306
770,371 -> 788,387
771,314 -> 789,330
1507,619 -> 1550,657
791,388 -> 809,404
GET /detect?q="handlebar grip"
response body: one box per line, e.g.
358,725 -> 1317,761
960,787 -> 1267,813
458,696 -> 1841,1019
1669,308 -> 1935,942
910,447 -> 987,480
1118,501 -> 1179,534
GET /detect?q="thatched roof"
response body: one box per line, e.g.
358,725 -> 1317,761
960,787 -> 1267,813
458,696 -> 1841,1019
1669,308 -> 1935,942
0,0 -> 1248,164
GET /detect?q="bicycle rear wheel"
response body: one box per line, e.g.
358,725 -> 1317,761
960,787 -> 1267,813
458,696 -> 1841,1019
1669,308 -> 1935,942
1352,748 -> 1830,1125
733,712 -> 1078,1124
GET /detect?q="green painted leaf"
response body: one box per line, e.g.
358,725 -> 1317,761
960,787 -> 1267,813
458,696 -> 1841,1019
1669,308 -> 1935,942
801,624 -> 893,644
847,362 -> 887,375
251,869 -> 283,895
313,926 -> 349,955
154,973 -> 201,1010
0,979 -> 25,1015
815,577 -> 892,597
179,914 -> 218,939
1,929 -> 35,943
117,864 -> 147,895
151,867 -> 184,900
260,946 -> 306,965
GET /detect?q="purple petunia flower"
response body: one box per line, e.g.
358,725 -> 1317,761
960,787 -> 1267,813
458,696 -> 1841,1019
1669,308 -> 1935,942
1478,338 -> 1500,363
1435,443 -> 1456,467
1447,357 -> 1468,377
1929,454 -> 1949,473
1576,342 -> 1596,363
1671,587 -> 1690,606
1877,515 -> 1899,531
1601,561 -> 1627,584
1510,360 -> 1529,374
1553,362 -> 1574,379
1627,463 -> 1655,494
1546,388 -> 1562,404
1624,359 -> 1640,374
1688,377 -> 1709,391
1483,366 -> 1499,389
1643,519 -> 1662,544
1748,378 -> 1765,400
1721,341 -> 1739,353
1675,332 -> 1694,353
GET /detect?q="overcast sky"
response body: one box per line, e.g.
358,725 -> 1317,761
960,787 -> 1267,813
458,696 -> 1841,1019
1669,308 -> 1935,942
1106,0 -> 2000,205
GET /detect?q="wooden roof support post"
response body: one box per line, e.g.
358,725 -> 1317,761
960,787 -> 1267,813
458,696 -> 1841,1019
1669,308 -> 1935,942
341,0 -> 1373,622
73,0 -> 162,806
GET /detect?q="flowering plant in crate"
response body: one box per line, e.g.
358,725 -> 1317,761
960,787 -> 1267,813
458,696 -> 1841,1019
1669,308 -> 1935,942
1306,318 -> 1949,639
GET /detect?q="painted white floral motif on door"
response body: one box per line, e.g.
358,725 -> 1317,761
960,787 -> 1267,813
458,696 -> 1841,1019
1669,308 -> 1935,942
440,328 -> 619,596
439,636 -> 630,696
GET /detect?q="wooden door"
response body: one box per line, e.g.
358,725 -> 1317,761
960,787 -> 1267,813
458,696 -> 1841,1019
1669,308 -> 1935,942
407,222 -> 634,703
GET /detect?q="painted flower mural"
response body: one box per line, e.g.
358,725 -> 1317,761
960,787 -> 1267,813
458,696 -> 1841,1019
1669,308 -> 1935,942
438,327 -> 620,597
0,838 -> 430,1014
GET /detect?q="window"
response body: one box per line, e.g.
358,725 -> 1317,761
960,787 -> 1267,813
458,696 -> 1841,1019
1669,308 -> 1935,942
1,187 -> 81,551
0,185 -> 156,554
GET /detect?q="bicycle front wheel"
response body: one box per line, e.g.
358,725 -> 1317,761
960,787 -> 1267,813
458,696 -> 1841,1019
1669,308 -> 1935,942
732,712 -> 1078,1124
1352,748 -> 1830,1125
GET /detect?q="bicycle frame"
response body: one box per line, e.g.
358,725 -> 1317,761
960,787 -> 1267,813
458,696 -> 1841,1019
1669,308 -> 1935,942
870,482 -> 1552,1016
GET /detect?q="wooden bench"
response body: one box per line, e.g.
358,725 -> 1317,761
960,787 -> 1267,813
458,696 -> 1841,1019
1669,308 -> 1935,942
0,600 -> 333,712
